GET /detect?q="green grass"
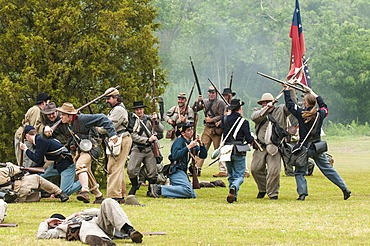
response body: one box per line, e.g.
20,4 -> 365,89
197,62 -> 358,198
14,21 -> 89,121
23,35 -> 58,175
1,136 -> 370,245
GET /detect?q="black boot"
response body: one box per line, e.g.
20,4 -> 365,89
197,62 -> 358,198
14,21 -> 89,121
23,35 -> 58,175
147,178 -> 157,197
129,177 -> 140,195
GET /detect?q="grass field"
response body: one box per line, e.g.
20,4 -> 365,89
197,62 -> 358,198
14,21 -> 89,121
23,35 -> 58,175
1,136 -> 370,245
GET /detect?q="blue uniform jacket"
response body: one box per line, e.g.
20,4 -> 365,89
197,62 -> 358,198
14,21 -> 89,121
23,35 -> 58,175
26,134 -> 73,173
169,136 -> 207,172
284,90 -> 328,146
221,112 -> 254,144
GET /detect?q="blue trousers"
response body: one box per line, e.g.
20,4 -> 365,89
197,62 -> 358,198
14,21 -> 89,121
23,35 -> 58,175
161,169 -> 196,199
295,149 -> 347,196
42,163 -> 81,196
226,155 -> 246,198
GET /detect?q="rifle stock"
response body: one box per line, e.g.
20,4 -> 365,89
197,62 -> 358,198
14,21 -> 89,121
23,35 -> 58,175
191,153 -> 200,189
0,163 -> 44,173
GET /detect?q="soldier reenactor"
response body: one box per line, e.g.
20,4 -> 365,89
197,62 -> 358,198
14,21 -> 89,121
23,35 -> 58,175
193,86 -> 226,176
163,93 -> 194,144
127,101 -> 164,197
14,92 -> 51,167
44,102 -> 118,204
97,88 -> 132,202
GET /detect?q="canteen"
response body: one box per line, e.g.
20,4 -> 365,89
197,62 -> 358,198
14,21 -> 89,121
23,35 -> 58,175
79,139 -> 93,152
211,148 -> 220,159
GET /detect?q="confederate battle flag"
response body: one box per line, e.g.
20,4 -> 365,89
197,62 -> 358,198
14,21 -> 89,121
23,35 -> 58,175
287,0 -> 311,87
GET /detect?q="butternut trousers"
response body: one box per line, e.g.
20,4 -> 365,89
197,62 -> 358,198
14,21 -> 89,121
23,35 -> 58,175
106,135 -> 132,198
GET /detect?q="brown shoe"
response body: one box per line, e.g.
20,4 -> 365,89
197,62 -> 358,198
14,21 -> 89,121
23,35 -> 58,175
76,191 -> 90,203
227,186 -> 236,203
85,235 -> 116,246
93,195 -> 104,204
244,173 -> 251,178
213,172 -> 228,177
128,229 -> 143,243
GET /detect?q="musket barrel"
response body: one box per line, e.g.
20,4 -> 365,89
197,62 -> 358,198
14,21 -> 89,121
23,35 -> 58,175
257,72 -> 307,93
207,78 -> 229,106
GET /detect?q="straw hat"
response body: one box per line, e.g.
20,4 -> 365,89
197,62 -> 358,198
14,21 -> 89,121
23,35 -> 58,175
257,93 -> 274,105
56,103 -> 78,115
124,195 -> 145,206
103,88 -> 120,98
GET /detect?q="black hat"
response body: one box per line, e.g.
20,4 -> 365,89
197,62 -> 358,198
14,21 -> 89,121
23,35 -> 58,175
24,125 -> 35,134
131,101 -> 147,109
35,93 -> 52,104
176,122 -> 194,137
222,88 -> 236,96
50,213 -> 65,220
227,99 -> 244,111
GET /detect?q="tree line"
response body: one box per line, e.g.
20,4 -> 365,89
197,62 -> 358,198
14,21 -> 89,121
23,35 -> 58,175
155,0 -> 370,125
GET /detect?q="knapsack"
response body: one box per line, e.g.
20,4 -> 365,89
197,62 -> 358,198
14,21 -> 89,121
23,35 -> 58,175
126,112 -> 136,133
268,114 -> 288,146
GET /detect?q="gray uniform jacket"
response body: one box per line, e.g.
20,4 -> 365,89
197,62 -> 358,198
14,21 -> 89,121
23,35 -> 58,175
37,208 -> 100,239
194,98 -> 226,127
131,115 -> 164,153
97,103 -> 130,138
163,105 -> 194,126
251,90 -> 296,146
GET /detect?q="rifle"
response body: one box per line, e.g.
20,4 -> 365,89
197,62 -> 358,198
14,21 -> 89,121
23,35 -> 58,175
83,91 -> 117,163
229,71 -> 233,89
258,58 -> 311,117
18,127 -> 26,166
151,70 -> 162,161
0,223 -> 18,227
0,163 -> 44,174
142,232 -> 166,235
184,81 -> 196,117
189,57 -> 205,116
188,143 -> 200,189
257,72 -> 308,93
50,86 -> 121,131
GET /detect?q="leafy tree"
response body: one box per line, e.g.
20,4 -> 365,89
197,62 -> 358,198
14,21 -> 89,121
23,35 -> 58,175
0,0 -> 166,161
